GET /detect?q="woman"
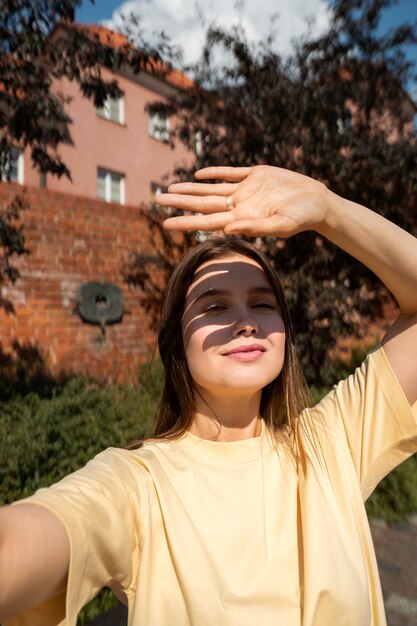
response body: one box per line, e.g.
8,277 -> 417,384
0,165 -> 416,626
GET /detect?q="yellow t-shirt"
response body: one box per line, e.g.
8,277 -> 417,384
7,347 -> 417,626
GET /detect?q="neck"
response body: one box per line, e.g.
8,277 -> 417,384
189,388 -> 263,441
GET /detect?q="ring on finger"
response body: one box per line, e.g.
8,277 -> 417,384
225,196 -> 232,211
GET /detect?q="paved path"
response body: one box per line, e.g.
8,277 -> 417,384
88,519 -> 417,625
371,517 -> 417,625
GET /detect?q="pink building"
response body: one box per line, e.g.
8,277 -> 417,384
0,26 -> 196,382
11,25 -> 194,205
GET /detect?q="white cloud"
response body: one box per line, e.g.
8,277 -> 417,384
103,0 -> 332,65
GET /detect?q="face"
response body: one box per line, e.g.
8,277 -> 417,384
181,254 -> 286,402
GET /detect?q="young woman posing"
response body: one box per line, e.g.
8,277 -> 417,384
0,165 -> 416,626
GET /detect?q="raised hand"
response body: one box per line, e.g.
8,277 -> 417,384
156,165 -> 329,237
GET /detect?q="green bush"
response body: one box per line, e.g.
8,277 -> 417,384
365,456 -> 417,523
1,362 -> 164,504
0,359 -> 164,624
79,588 -> 118,625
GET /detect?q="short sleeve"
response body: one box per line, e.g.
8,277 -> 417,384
6,448 -> 141,626
311,346 -> 417,500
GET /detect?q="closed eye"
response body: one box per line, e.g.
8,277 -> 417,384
205,304 -> 227,312
252,302 -> 276,309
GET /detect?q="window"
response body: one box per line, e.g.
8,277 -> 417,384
2,148 -> 24,184
150,182 -> 165,205
194,130 -> 203,157
337,110 -> 352,134
148,112 -> 170,142
97,168 -> 125,204
97,96 -> 124,124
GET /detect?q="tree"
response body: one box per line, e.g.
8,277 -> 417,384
0,191 -> 28,312
127,0 -> 417,385
0,0 -> 176,178
0,0 -> 175,308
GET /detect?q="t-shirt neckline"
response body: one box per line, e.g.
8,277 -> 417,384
180,420 -> 267,461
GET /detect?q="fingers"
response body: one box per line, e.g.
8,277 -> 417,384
163,213 -> 300,237
163,212 -> 234,232
166,182 -> 238,196
224,215 -> 299,237
195,166 -> 253,182
223,218 -> 274,236
156,193 -> 231,214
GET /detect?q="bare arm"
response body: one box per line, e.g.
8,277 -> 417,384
318,190 -> 417,404
0,503 -> 70,621
157,165 -> 417,404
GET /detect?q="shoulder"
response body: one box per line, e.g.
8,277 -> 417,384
318,345 -> 412,415
301,344 -> 417,451
17,445 -> 173,526
298,347 -> 400,440
89,438 -> 188,483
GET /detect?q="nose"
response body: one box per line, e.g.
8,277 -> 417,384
232,315 -> 259,337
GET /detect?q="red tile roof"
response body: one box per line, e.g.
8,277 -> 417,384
77,23 -> 194,90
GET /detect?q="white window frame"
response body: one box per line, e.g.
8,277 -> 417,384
194,130 -> 203,157
150,182 -> 163,202
2,148 -> 24,184
150,181 -> 169,207
97,95 -> 125,125
148,111 -> 170,142
337,110 -> 353,134
97,168 -> 125,204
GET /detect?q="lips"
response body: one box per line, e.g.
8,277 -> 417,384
224,344 -> 266,355
223,344 -> 266,361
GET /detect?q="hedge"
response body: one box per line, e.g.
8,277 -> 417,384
0,360 -> 163,624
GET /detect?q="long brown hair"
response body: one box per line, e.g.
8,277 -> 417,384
153,238 -> 311,442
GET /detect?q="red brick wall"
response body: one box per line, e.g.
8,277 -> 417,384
0,183 -> 157,383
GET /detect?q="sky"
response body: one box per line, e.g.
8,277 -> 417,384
76,0 -> 417,87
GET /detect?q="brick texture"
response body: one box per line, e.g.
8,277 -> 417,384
0,183 -> 157,383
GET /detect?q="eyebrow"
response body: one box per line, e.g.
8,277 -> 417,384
192,286 -> 275,304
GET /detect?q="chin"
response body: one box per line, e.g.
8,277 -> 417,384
213,374 -> 278,395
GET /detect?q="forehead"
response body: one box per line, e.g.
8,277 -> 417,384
186,254 -> 272,300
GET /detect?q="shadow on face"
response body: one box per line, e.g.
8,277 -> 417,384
181,258 -> 285,353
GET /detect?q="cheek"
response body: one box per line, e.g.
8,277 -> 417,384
183,322 -> 228,389
182,316 -> 199,375
183,326 -> 208,376
274,332 -> 286,371
267,315 -> 286,346
267,325 -> 286,377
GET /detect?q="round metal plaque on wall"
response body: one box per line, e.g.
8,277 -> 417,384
77,282 -> 124,326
